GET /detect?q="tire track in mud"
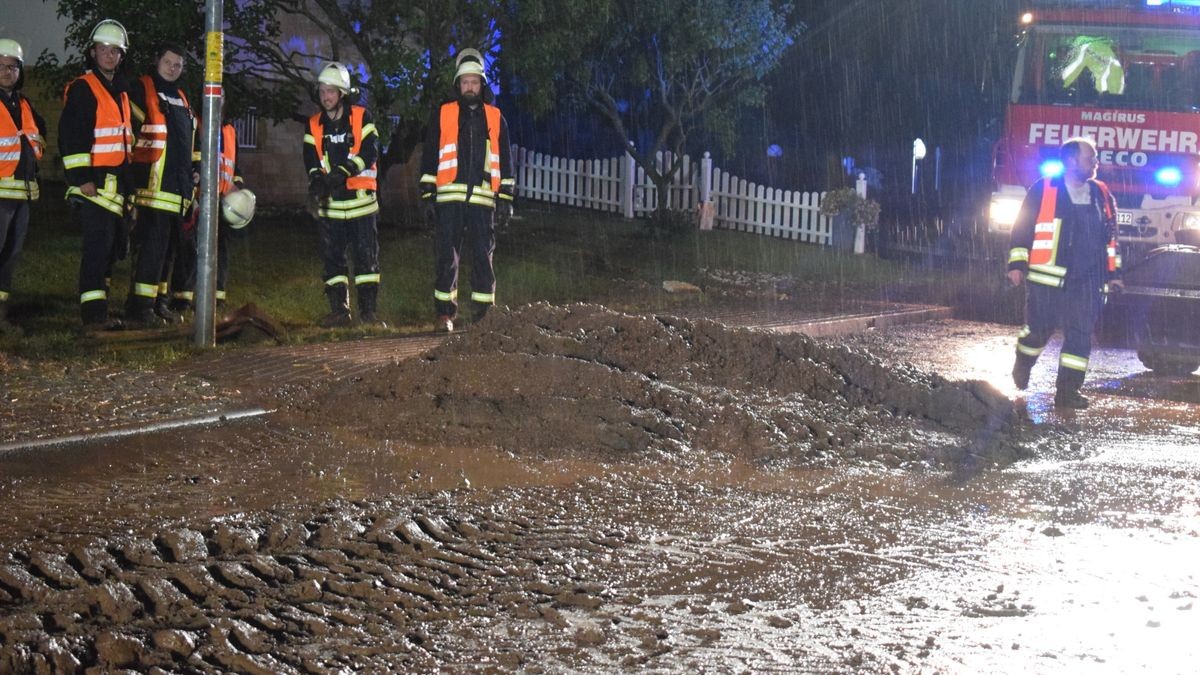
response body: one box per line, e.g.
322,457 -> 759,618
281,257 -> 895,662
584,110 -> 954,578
0,495 -> 624,673
0,475 -> 980,674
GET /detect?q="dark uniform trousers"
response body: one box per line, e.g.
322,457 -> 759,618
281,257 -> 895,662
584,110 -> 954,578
434,202 -> 495,319
76,199 -> 126,324
169,221 -> 232,307
319,213 -> 380,302
1015,279 -> 1104,395
0,200 -> 30,295
128,208 -> 179,313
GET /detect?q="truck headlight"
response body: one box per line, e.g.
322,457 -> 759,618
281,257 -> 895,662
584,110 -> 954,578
1173,212 -> 1200,231
990,197 -> 1022,227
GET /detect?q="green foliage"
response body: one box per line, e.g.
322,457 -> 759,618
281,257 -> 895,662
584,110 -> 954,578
819,187 -> 880,228
503,0 -> 803,210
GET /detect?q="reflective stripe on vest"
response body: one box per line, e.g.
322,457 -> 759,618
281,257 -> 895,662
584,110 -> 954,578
219,123 -> 238,195
309,105 -> 377,191
0,97 -> 44,190
62,73 -> 132,169
1026,178 -> 1068,287
1029,179 -> 1060,268
434,101 -> 502,204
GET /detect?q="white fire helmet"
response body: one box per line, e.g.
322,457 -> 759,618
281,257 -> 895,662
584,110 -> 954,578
0,39 -> 24,65
454,48 -> 487,84
90,20 -> 129,52
317,62 -> 353,95
221,189 -> 256,230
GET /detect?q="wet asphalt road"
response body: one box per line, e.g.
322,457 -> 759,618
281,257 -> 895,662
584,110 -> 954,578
1,318 -> 1198,672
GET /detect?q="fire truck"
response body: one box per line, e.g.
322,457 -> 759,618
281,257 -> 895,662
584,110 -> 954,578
989,0 -> 1200,374
989,0 -> 1200,246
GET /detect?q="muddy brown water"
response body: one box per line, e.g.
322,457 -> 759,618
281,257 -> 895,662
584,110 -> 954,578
2,306 -> 1199,672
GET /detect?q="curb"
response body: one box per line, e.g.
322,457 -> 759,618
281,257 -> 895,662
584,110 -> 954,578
771,306 -> 953,338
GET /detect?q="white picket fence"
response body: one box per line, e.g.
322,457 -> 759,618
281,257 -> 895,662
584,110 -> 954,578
512,145 -> 840,245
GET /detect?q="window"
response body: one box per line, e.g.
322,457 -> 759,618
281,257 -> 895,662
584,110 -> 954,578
233,108 -> 259,149
1016,25 -> 1200,112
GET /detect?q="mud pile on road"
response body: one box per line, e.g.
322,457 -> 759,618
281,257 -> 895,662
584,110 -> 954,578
293,303 -> 1026,468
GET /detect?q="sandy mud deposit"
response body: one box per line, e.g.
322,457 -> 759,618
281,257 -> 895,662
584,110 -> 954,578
293,303 -> 1027,468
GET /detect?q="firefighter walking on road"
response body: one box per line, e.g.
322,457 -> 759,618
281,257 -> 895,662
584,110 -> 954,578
0,38 -> 47,334
419,48 -> 514,333
1007,137 -> 1122,409
303,62 -> 383,328
59,19 -> 134,331
128,44 -> 198,327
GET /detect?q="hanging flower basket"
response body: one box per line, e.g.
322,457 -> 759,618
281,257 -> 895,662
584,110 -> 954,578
819,187 -> 881,229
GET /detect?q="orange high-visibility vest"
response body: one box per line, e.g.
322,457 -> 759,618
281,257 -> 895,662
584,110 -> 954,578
219,123 -> 237,195
1029,179 -> 1060,267
435,101 -> 501,193
0,97 -> 44,175
308,105 -> 377,191
1095,179 -> 1118,272
63,72 -> 132,168
131,74 -> 192,165
1030,178 -> 1118,272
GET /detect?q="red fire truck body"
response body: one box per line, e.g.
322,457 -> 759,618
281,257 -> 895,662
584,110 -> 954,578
989,2 -> 1200,252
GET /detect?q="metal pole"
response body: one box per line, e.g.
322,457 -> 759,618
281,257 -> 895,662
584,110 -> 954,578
193,0 -> 224,347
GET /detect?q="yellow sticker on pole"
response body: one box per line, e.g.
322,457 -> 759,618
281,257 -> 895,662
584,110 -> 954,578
205,32 -> 224,83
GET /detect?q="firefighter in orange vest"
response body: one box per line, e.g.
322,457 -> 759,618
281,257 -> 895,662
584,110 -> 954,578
168,118 -> 244,312
0,38 -> 46,334
303,62 -> 383,327
1007,137 -> 1123,409
418,48 -> 514,333
59,19 -> 134,331
127,44 -> 199,327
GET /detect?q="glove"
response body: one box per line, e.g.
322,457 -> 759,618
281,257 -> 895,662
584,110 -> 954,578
496,200 -> 513,230
327,168 -> 348,193
181,206 -> 198,236
307,174 -> 329,200
421,200 -> 438,227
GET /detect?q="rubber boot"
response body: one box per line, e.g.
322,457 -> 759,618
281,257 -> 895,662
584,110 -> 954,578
472,302 -> 491,325
125,296 -> 167,329
319,284 -> 352,328
1054,367 -> 1088,409
168,294 -> 192,314
1012,351 -> 1037,390
81,298 -> 123,332
154,294 -> 182,324
357,284 -> 386,327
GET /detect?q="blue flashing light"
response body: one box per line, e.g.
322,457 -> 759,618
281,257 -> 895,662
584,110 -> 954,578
1039,159 -> 1064,178
1155,166 -> 1183,187
767,144 -> 783,158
